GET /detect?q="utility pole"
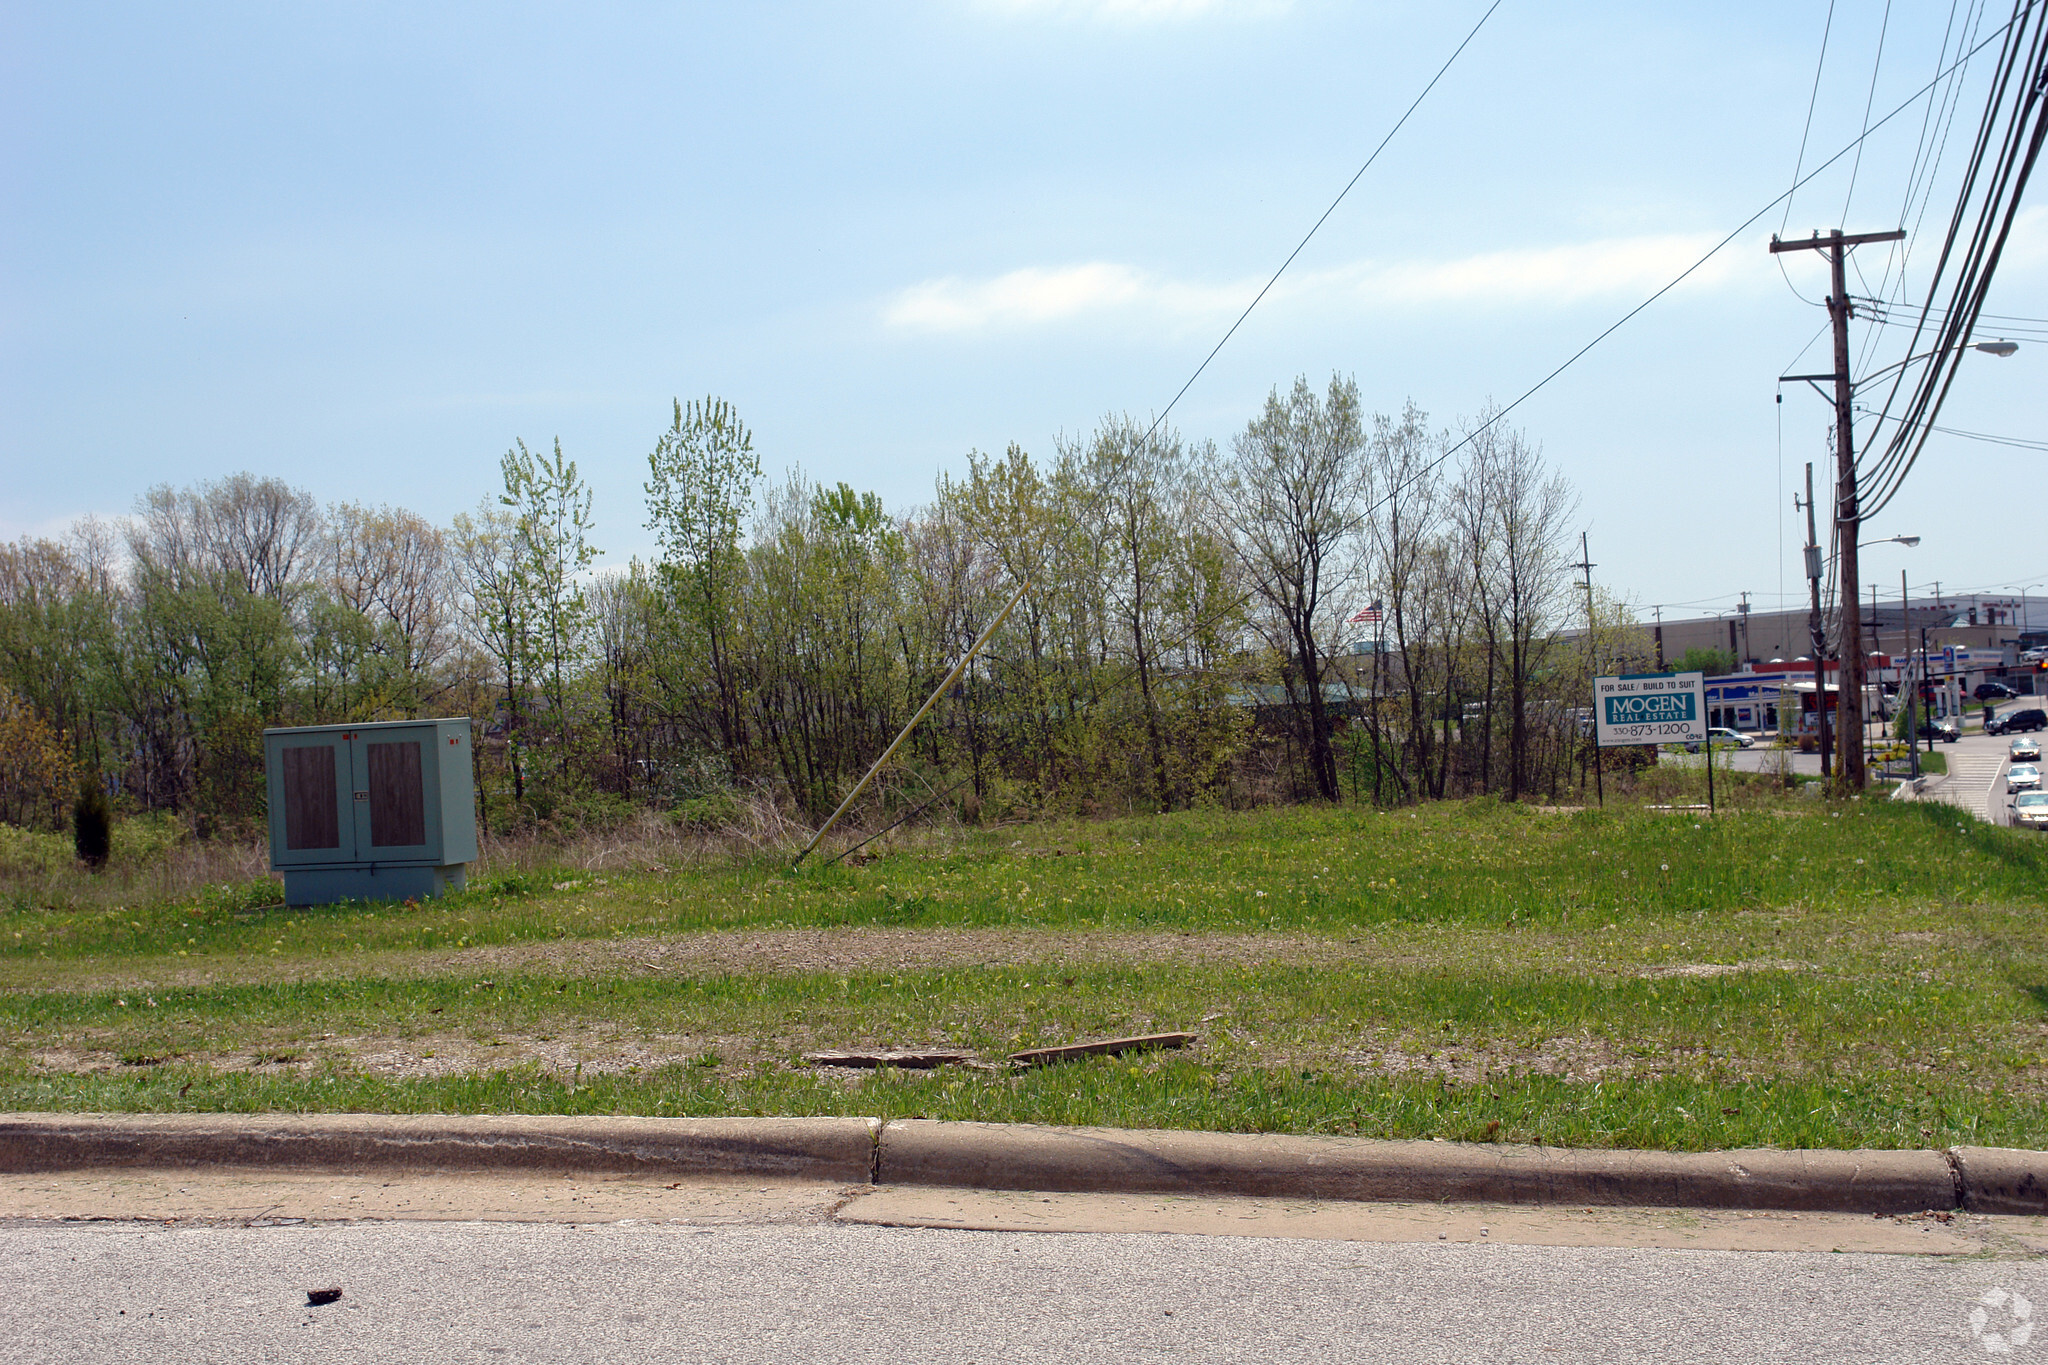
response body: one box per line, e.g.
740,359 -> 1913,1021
1652,606 -> 1664,670
1738,592 -> 1751,665
1573,532 -> 1602,807
1904,568 -> 1918,779
1771,226 -> 1904,789
1797,462 -> 1832,781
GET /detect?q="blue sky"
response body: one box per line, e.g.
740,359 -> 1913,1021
4,1 -> 2044,622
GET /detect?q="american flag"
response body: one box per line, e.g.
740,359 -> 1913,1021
1348,602 -> 1384,625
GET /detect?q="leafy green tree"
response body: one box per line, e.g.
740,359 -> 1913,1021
1674,646 -> 1736,677
644,397 -> 761,773
451,502 -> 529,802
500,438 -> 600,788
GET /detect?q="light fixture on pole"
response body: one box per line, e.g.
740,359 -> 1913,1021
1775,300 -> 2015,787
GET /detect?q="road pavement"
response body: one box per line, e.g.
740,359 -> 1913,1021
1933,730 -> 2017,824
6,1210 -> 2046,1364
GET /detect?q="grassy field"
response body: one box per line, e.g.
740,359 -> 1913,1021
4,786 -> 2046,1152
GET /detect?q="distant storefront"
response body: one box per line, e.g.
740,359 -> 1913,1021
1701,675 -> 1782,732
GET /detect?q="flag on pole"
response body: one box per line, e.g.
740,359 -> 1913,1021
1348,602 -> 1384,625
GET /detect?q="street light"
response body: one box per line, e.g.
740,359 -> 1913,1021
1860,535 -> 1922,549
1848,340 -> 2021,390
1777,339 -> 2013,790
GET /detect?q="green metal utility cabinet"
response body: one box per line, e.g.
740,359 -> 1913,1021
264,719 -> 477,905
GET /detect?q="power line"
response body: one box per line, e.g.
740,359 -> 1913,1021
1779,0 -> 1841,306
1133,0 -> 1506,453
1855,0 -> 1987,381
1841,0 -> 1897,223
1857,405 -> 2048,451
1859,0 -> 2048,519
1363,7 -> 2035,531
793,0 -> 1510,864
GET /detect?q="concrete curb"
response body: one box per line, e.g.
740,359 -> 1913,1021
1950,1146 -> 2048,1215
877,1121 -> 1960,1215
5,1113 -> 2040,1216
0,1113 -> 877,1185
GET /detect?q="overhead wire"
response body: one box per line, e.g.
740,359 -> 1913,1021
1858,0 -> 2048,519
1132,0 -> 1506,454
1857,2 -> 2041,500
1360,6 -> 2037,536
1841,0 -> 1897,223
1779,0 -> 1842,306
1853,0 -> 1990,385
793,0 -> 1511,863
1857,405 -> 2048,450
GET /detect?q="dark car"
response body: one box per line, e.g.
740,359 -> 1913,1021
1988,708 -> 2048,735
1977,681 -> 2020,701
1918,717 -> 1961,743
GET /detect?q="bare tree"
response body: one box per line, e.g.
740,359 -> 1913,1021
326,502 -> 453,712
1213,374 -> 1369,802
1456,414 -> 1578,801
1364,402 -> 1456,802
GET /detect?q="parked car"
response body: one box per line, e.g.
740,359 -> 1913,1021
1683,727 -> 1756,753
2013,790 -> 2048,830
1918,717 -> 1961,743
2008,763 -> 2043,793
2013,736 -> 2044,763
1988,709 -> 2048,735
1977,681 -> 2020,701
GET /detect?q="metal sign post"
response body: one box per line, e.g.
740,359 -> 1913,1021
1593,672 -> 1712,811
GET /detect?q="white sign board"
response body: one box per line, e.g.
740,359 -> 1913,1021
1594,672 -> 1707,747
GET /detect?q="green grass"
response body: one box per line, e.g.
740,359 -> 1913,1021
5,1063 -> 2033,1153
4,796 -> 2047,1151
3,797 -> 2038,961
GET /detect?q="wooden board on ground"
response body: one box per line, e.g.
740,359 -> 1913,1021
1008,1032 -> 1196,1066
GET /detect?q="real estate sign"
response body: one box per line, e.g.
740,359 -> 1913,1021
1593,672 -> 1706,747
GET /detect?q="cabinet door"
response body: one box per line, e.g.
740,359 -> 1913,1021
271,738 -> 355,865
349,730 -> 438,861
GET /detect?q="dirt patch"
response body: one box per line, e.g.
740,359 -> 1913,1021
0,928 -> 1465,995
1340,1033 -> 1633,1085
1636,960 -> 1808,980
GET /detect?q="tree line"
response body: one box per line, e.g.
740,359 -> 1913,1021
0,374 -> 1646,838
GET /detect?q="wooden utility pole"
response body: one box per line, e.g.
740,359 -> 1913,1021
1573,532 -> 1601,807
1770,227 -> 1904,789
1798,462 -> 1831,781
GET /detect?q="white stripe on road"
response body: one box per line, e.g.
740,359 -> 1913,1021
1936,750 -> 2006,823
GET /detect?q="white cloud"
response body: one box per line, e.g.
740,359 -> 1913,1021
1999,205 -> 2048,272
882,233 -> 1741,334
973,0 -> 1289,22
1338,233 -> 1733,305
883,262 -> 1247,331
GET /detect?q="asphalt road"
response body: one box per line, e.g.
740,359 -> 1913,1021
3,1217 -> 2042,1364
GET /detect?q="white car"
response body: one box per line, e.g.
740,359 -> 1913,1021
1684,727 -> 1756,754
2014,790 -> 2048,830
2008,763 -> 2043,793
